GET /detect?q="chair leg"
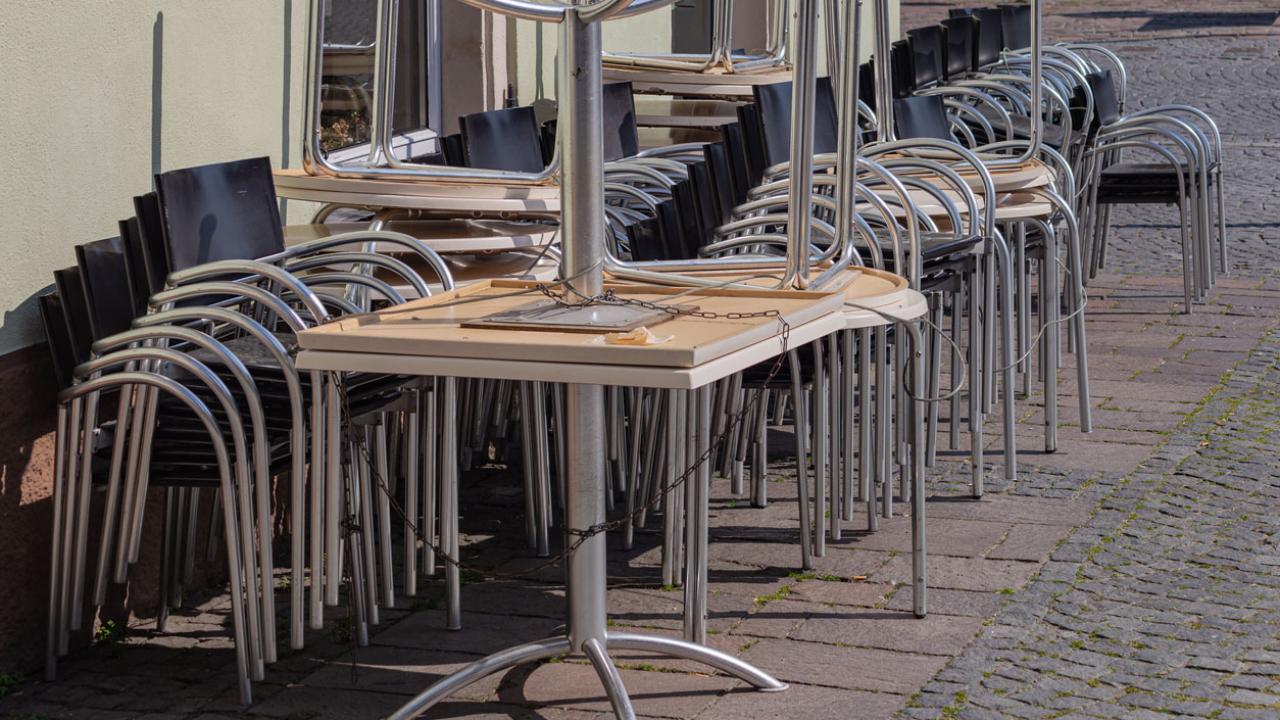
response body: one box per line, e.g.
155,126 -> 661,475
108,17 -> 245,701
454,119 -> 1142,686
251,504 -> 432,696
925,296 -> 942,468
376,420 -> 395,609
812,341 -> 827,557
750,389 -> 769,509
858,328 -> 875,531
46,406 -> 69,681
532,382 -> 552,559
968,260 -> 984,498
94,388 -> 134,606
788,351 -> 813,571
1215,169 -> 1228,273
422,381 -> 438,577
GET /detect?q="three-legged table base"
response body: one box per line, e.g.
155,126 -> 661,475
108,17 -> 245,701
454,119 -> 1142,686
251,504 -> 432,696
385,631 -> 787,720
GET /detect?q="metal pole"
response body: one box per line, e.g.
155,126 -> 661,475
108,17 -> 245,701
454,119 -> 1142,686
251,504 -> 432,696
426,0 -> 444,134
872,0 -> 894,141
785,0 -> 819,288
558,9 -> 608,654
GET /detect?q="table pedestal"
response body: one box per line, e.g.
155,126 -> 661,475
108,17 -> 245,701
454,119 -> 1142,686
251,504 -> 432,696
386,382 -> 785,720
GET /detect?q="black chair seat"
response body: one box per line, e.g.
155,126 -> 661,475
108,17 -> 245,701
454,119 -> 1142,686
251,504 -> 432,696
967,106 -> 1067,148
1096,161 -> 1216,205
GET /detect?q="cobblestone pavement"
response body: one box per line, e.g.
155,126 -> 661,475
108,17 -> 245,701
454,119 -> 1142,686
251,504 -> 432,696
3,5 -> 1280,720
903,326 -> 1280,720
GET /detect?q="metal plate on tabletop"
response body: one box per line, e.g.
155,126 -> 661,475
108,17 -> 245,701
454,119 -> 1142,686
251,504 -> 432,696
462,299 -> 694,333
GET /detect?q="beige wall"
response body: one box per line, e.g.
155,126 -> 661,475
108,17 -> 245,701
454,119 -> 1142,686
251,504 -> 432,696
0,1 -> 310,355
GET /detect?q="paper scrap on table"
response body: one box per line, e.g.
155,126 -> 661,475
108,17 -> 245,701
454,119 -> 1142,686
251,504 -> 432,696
599,327 -> 672,346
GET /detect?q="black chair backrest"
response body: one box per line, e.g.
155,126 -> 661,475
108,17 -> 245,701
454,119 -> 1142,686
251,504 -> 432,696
540,120 -> 558,166
38,292 -> 76,390
441,133 -> 468,166
671,178 -> 704,258
153,157 -> 285,273
942,16 -> 977,77
702,141 -> 738,224
947,7 -> 976,17
459,106 -> 545,172
719,122 -> 753,205
118,217 -> 154,316
735,104 -> 768,185
132,193 -> 169,296
907,25 -> 946,88
858,62 -> 876,108
626,215 -> 665,262
602,82 -> 640,162
752,79 -> 840,167
894,95 -> 955,142
1086,70 -> 1121,129
75,236 -> 136,340
999,4 -> 1031,50
52,266 -> 94,366
973,8 -> 1004,67
687,159 -> 721,247
890,41 -> 916,98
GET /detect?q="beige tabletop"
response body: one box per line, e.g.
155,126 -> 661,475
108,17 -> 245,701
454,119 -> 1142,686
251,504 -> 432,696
273,169 -> 560,218
611,266 -> 928,331
295,279 -> 858,389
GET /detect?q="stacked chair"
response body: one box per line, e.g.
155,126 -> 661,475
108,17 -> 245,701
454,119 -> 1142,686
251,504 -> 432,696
42,157 -> 455,704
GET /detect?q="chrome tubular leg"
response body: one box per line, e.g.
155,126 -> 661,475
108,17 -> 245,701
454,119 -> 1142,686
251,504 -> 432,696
662,389 -> 680,587
788,351 -> 813,569
583,638 -> 637,720
993,233 -> 1018,481
440,377 -> 461,630
532,381 -> 553,558
876,327 -> 892,518
325,379 -> 343,606
949,289 -> 962,450
1044,223 -> 1060,454
968,260 -> 984,498
902,321 -> 929,619
684,386 -> 711,644
842,330 -> 856,522
607,632 -> 787,690
309,374 -> 325,628
45,406 -> 68,681
751,389 -> 769,508
404,389 -> 420,595
812,340 -> 827,557
385,638 -> 572,720
925,296 -> 943,467
858,328 -> 872,520
93,388 -> 133,605
422,379 -> 438,577
376,421 -> 396,609
827,334 -> 841,541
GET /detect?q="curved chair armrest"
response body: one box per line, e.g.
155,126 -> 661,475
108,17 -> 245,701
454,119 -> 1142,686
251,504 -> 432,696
297,272 -> 406,306
1124,105 -> 1222,163
635,142 -> 709,160
266,230 -> 455,291
284,251 -> 431,298
164,259 -> 331,324
150,281 -> 310,333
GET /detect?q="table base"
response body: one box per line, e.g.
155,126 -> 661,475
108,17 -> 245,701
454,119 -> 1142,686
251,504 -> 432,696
385,632 -> 786,720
